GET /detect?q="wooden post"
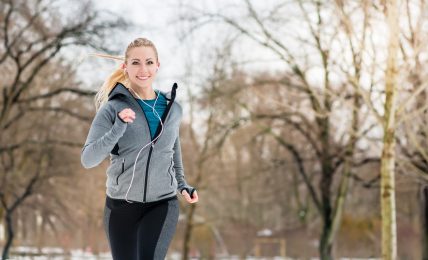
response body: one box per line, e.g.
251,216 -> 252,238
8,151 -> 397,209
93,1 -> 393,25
254,237 -> 286,257
280,239 -> 286,257
254,242 -> 261,257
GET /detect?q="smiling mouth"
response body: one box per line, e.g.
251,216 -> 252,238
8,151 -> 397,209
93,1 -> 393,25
136,76 -> 150,80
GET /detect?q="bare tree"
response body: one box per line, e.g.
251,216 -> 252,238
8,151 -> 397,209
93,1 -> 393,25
179,41 -> 245,259
392,0 -> 428,258
174,0 -> 428,258
176,1 -> 380,258
0,0 -> 128,258
380,0 -> 399,258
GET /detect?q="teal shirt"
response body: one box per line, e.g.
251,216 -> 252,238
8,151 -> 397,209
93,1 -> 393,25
136,91 -> 167,139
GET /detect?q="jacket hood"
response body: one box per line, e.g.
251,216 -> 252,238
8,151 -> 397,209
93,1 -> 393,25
108,82 -> 172,101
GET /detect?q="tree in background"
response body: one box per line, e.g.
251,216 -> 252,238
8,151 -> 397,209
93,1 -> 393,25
391,0 -> 428,258
0,0 -> 127,258
380,0 -> 399,258
177,1 -> 379,258
176,0 -> 428,258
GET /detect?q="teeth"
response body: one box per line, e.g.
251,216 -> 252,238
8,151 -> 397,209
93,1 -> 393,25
137,76 -> 149,80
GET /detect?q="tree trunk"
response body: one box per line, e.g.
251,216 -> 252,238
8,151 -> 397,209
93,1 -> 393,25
2,212 -> 14,260
380,130 -> 397,260
421,184 -> 428,260
328,91 -> 360,258
319,190 -> 333,260
381,0 -> 399,259
182,203 -> 196,260
319,168 -> 334,260
319,226 -> 333,260
319,115 -> 333,260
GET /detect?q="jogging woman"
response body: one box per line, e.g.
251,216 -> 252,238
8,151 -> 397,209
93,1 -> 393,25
81,37 -> 198,259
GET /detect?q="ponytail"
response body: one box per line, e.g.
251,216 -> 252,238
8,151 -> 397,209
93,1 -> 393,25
90,54 -> 128,111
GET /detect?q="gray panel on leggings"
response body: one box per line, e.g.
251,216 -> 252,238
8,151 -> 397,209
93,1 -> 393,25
153,199 -> 179,259
103,206 -> 111,247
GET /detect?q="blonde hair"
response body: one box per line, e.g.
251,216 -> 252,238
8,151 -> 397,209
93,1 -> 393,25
93,38 -> 159,111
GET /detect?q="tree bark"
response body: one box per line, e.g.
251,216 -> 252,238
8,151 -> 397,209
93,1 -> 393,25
2,212 -> 14,260
381,0 -> 399,259
421,184 -> 428,260
318,115 -> 334,260
182,203 -> 197,260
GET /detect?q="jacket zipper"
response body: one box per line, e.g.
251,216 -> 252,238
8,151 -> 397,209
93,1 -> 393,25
143,144 -> 154,202
142,101 -> 175,202
114,85 -> 178,202
131,90 -> 174,202
116,158 -> 125,185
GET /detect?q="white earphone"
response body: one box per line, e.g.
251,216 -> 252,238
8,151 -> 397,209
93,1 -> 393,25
124,89 -> 164,203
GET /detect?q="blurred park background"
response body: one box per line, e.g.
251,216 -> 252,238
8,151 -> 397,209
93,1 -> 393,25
0,0 -> 427,259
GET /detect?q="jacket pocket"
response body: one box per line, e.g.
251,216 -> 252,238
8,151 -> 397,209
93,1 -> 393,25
158,191 -> 175,199
116,158 -> 125,185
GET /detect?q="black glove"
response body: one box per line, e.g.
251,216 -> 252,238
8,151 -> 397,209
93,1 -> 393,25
181,187 -> 196,199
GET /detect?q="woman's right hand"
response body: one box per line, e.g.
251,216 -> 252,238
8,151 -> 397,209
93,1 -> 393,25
118,108 -> 136,123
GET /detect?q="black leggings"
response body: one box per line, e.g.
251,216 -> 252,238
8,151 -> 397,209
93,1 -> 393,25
103,196 -> 179,260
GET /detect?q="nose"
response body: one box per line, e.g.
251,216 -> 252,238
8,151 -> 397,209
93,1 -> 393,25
140,64 -> 149,74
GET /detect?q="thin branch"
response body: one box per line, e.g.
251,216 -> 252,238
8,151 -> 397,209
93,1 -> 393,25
3,106 -> 92,130
396,82 -> 428,118
346,74 -> 383,124
252,112 -> 322,158
28,139 -> 83,148
9,169 -> 40,213
7,4 -> 50,56
0,139 -> 83,154
26,106 -> 92,121
351,173 -> 380,189
354,157 -> 380,168
12,45 -> 63,102
17,88 -> 96,103
0,0 -> 14,64
396,102 -> 428,126
269,130 -> 322,213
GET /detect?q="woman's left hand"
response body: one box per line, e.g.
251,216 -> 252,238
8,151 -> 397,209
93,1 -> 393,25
181,189 -> 198,203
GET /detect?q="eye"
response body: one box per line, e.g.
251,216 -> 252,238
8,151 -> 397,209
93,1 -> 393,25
132,61 -> 139,65
147,61 -> 154,65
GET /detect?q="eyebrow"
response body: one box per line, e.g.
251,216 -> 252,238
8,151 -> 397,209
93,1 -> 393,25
131,58 -> 153,61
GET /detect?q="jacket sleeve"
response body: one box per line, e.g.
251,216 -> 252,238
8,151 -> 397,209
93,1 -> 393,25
173,135 -> 193,192
81,103 -> 127,169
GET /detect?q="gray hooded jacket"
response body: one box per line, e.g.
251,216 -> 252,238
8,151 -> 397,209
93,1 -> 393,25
81,83 -> 192,203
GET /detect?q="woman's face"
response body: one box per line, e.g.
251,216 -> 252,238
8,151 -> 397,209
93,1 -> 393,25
125,46 -> 160,91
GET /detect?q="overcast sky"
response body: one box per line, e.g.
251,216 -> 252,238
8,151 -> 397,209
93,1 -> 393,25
72,0 -> 385,146
79,1 -> 182,92
77,0 -> 287,94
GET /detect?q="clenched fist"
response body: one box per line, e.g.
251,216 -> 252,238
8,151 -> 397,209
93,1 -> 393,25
118,108 -> 136,123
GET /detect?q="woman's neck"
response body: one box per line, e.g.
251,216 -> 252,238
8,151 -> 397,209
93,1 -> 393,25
130,86 -> 156,100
